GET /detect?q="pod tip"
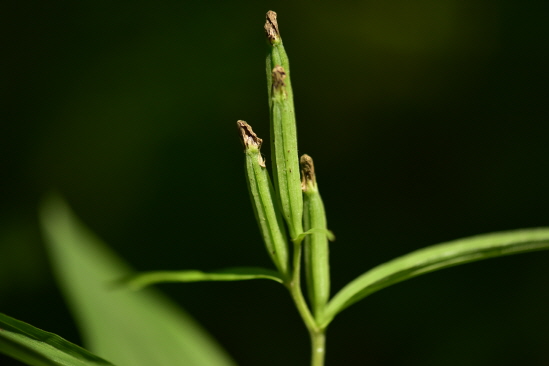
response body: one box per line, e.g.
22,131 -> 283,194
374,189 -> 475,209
265,10 -> 280,44
237,120 -> 266,167
300,154 -> 316,190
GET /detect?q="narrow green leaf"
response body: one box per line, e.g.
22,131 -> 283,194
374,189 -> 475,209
123,267 -> 285,290
322,228 -> 549,327
40,195 -> 236,366
0,312 -> 115,366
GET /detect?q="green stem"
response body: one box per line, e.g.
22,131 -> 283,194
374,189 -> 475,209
286,240 -> 317,332
309,330 -> 326,366
285,239 -> 327,366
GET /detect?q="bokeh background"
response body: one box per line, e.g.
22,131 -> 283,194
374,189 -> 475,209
2,1 -> 549,365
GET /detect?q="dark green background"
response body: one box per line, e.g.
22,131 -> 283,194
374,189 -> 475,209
2,1 -> 549,365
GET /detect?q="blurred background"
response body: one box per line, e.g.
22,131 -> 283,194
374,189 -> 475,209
2,0 -> 549,365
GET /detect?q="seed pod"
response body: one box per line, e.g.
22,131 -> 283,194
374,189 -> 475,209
264,10 -> 293,109
264,11 -> 303,240
301,154 -> 330,318
270,66 -> 303,240
237,120 -> 289,277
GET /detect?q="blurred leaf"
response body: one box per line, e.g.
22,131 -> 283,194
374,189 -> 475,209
39,195 -> 236,366
322,228 -> 549,327
0,312 -> 115,366
124,267 -> 284,290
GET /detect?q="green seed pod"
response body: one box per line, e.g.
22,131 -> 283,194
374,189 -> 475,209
264,11 -> 293,109
264,11 -> 303,241
270,66 -> 303,241
237,120 -> 289,277
301,154 -> 331,318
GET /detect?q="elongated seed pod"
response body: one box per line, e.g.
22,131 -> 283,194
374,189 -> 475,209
270,66 -> 303,240
237,120 -> 289,277
265,11 -> 303,241
301,154 -> 330,318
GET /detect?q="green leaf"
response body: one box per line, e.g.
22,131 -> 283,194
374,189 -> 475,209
123,267 -> 284,290
322,228 -> 549,327
0,312 -> 115,366
39,195 -> 236,366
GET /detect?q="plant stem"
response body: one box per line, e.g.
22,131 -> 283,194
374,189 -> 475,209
309,329 -> 326,366
287,239 -> 317,332
285,239 -> 327,365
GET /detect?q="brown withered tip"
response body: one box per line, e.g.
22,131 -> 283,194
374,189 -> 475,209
272,65 -> 286,90
300,154 -> 316,190
237,120 -> 262,149
237,120 -> 266,167
264,11 -> 280,43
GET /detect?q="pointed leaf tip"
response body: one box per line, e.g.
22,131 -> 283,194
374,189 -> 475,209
40,195 -> 237,366
322,227 -> 549,327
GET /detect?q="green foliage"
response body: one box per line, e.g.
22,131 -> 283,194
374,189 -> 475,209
124,267 -> 284,290
39,195 -> 236,366
1,9 -> 548,366
0,313 -> 114,366
321,228 -> 549,327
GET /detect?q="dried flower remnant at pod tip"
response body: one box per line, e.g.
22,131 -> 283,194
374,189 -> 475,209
300,154 -> 316,190
237,120 -> 262,149
264,10 -> 280,44
237,120 -> 266,167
